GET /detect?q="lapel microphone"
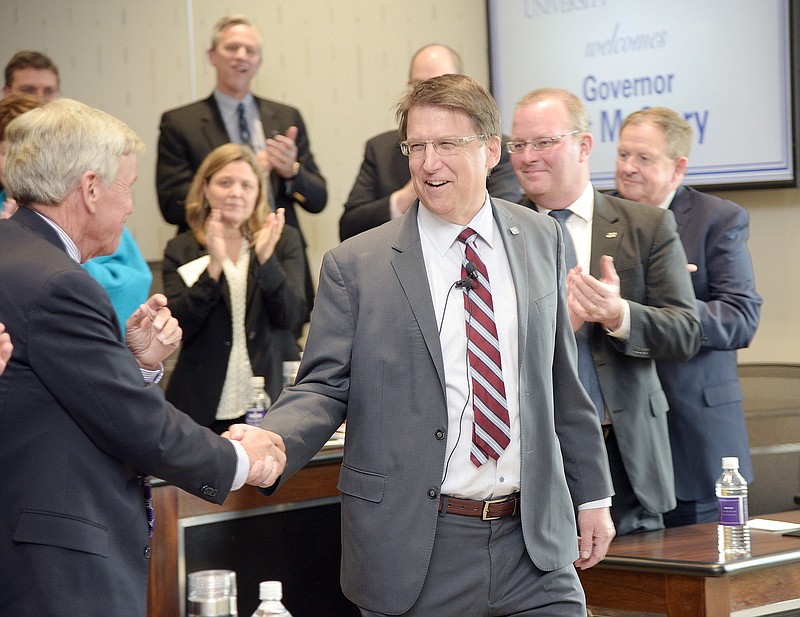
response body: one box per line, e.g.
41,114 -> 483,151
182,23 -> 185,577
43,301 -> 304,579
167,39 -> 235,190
455,261 -> 479,290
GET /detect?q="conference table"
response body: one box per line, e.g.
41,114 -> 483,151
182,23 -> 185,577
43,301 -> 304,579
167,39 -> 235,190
579,510 -> 800,616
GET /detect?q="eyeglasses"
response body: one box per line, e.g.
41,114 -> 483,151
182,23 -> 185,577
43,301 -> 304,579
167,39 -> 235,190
505,129 -> 581,154
400,135 -> 486,157
14,85 -> 61,100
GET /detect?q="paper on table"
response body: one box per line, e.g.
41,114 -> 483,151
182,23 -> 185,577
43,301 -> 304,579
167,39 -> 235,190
177,255 -> 210,287
749,518 -> 800,532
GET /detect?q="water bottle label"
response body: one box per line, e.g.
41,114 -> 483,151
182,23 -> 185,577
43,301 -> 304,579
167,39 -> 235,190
245,408 -> 266,426
718,496 -> 747,525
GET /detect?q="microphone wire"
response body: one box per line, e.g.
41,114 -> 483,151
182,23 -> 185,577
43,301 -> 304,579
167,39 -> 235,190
441,283 -> 475,485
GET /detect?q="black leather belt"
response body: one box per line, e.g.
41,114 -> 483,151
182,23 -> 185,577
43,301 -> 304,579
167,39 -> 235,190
439,494 -> 519,520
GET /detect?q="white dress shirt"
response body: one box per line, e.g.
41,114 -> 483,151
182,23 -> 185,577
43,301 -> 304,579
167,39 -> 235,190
418,195 -> 520,499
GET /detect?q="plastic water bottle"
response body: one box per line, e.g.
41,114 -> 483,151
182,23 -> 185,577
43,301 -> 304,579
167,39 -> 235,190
244,376 -> 271,426
187,569 -> 238,617
716,456 -> 750,555
250,581 -> 293,616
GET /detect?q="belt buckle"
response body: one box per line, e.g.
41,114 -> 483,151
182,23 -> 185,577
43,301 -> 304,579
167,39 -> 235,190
481,496 -> 509,521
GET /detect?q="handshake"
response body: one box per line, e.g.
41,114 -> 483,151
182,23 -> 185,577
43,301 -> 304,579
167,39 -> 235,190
124,294 -> 288,490
223,424 -> 287,489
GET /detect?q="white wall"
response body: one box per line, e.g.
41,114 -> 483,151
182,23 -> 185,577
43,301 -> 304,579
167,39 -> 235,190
2,0 -> 797,363
0,0 -> 492,264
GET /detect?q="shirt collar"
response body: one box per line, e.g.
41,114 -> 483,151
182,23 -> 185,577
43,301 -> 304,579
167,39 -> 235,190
417,192 -> 495,257
536,181 -> 595,223
658,189 -> 677,210
213,89 -> 256,112
30,209 -> 82,262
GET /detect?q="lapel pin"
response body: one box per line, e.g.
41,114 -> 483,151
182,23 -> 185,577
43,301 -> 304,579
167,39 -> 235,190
509,226 -> 519,235
606,231 -> 618,238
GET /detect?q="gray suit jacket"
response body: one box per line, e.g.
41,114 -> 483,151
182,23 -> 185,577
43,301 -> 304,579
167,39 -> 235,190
587,191 -> 702,513
262,198 -> 613,613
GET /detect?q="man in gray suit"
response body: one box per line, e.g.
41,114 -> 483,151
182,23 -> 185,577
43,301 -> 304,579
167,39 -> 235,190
509,89 -> 702,536
247,75 -> 615,615
615,107 -> 761,526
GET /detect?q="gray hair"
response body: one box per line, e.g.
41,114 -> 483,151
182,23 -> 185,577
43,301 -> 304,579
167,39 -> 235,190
5,98 -> 144,206
210,14 -> 261,50
621,107 -> 692,159
395,74 -> 501,140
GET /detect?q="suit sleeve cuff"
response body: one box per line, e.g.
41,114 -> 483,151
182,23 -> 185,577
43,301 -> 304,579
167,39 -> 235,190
228,439 -> 249,491
578,497 -> 612,510
605,299 -> 630,340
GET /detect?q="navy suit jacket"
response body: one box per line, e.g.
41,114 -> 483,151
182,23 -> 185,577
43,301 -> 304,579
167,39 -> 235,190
0,208 -> 238,616
262,199 -> 613,613
656,186 -> 761,500
339,129 -> 522,240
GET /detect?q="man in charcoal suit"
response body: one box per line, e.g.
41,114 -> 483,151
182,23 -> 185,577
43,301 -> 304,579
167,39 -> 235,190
339,43 -> 521,241
510,89 -> 703,536
156,14 -> 326,316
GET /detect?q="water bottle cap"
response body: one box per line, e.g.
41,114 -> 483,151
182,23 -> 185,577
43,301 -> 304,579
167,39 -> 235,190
251,376 -> 266,389
722,456 -> 739,469
259,580 -> 282,600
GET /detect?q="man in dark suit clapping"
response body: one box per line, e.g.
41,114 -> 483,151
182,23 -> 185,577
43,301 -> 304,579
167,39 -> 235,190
510,89 -> 703,536
156,14 -> 326,316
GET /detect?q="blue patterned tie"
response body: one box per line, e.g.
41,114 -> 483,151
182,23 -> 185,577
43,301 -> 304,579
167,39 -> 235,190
237,102 -> 252,148
549,210 -> 605,422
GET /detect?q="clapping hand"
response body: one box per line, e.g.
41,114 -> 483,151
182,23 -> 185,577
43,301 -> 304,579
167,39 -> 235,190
567,255 -> 624,332
254,208 -> 286,265
265,126 -> 299,179
125,294 -> 182,370
204,209 -> 226,281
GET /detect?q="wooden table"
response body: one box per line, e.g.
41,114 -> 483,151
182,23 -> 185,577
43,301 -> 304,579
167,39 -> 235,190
579,510 -> 800,616
147,448 -> 346,617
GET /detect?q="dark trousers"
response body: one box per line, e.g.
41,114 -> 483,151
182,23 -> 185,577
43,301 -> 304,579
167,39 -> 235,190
664,496 -> 719,528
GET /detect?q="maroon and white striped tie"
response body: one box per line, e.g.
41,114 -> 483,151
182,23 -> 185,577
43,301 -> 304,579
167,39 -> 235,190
457,227 -> 511,466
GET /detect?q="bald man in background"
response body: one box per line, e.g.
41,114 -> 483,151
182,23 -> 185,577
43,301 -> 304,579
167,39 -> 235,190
339,44 -> 521,241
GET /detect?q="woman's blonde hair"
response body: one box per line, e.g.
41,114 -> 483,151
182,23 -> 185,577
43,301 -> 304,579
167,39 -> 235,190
185,143 -> 269,246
